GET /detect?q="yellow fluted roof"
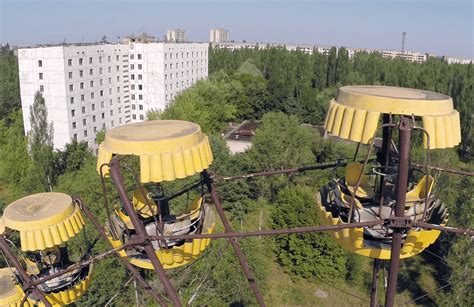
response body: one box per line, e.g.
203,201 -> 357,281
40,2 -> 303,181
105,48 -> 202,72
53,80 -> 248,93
1,193 -> 85,251
97,120 -> 214,183
324,86 -> 461,149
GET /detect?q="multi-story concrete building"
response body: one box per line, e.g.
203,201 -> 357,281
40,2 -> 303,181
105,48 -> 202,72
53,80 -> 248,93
210,28 -> 229,43
18,39 -> 208,150
166,29 -> 187,43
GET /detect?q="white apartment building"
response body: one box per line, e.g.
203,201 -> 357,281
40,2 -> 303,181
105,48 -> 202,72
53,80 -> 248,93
166,29 -> 187,43
18,40 -> 208,150
210,28 -> 229,43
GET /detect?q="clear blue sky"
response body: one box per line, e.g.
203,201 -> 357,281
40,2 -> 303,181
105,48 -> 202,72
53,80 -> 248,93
1,0 -> 472,58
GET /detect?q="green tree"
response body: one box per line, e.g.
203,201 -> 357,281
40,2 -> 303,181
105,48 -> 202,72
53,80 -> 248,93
28,91 -> 55,191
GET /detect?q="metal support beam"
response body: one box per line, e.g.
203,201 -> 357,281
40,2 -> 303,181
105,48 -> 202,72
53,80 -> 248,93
108,158 -> 182,306
385,117 -> 412,307
0,236 -> 52,307
76,197 -> 168,306
203,170 -> 266,307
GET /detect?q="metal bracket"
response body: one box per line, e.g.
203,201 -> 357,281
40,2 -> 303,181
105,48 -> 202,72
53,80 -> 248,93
386,216 -> 413,229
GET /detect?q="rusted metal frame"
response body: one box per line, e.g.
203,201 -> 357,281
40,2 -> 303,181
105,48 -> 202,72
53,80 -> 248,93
108,157 -> 182,307
202,170 -> 267,307
120,161 -> 168,251
385,117 -> 412,307
0,236 -> 52,307
215,159 -> 376,182
149,220 -> 385,240
370,259 -> 381,307
377,114 -> 393,217
75,197 -> 168,306
27,219 -> 386,288
411,126 -> 432,222
413,221 -> 474,236
348,123 -> 398,222
411,162 -> 474,177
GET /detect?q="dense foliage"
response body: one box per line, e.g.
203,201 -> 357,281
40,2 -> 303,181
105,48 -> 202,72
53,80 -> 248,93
0,44 -> 473,305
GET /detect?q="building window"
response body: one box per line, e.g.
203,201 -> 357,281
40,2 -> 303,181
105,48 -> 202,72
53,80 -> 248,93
170,63 -> 173,69
38,60 -> 43,67
109,88 -> 112,94
39,73 -> 43,80
68,72 -> 73,79
116,55 -> 119,61
132,104 -> 136,110
138,54 -> 142,60
131,94 -> 135,100
108,77 -> 112,84
119,118 -> 122,124
116,65 -> 119,72
117,76 -> 120,82
138,94 -> 143,100
89,69 -> 93,75
100,79 -> 103,86
100,90 -> 103,97
99,67 -> 103,74
165,85 -> 167,90
69,84 -> 74,91
138,74 -> 142,80
138,84 -> 142,90
110,110 -> 113,116
139,105 -> 143,110
117,86 -> 120,93
80,82 -> 84,89
71,109 -> 75,117
81,94 -> 85,101
132,114 -> 136,120
165,64 -> 167,70
131,74 -> 135,80
72,122 -> 76,129
108,67 -> 111,73
68,59 -> 72,66
101,112 -> 105,119
82,106 -> 86,114
108,55 -> 111,62
101,101 -> 105,108
91,92 -> 95,99
99,56 -> 102,63
165,74 -> 167,80
79,70 -> 84,77
130,54 -> 134,60
139,115 -> 144,120
89,57 -> 93,64
73,133 -> 77,140
92,103 -> 95,111
83,118 -> 87,126
79,58 -> 83,65
94,126 -> 97,132
130,64 -> 134,70
92,115 -> 96,122
84,130 -> 88,137
90,80 -> 94,87
70,97 -> 74,104
131,84 -> 135,90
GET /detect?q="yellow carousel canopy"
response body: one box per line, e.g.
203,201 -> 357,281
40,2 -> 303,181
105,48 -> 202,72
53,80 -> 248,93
97,120 -> 214,183
1,193 -> 85,252
324,86 -> 461,149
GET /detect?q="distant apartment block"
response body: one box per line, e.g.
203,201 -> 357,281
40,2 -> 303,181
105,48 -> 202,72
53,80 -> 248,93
212,42 -> 471,64
18,38 -> 208,150
210,28 -> 229,43
166,29 -> 187,43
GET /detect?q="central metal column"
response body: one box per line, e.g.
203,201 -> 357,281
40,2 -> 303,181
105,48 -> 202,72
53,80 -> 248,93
385,118 -> 412,307
109,158 -> 182,306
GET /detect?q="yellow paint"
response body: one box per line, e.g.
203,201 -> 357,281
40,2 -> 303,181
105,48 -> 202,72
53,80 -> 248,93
324,86 -> 461,149
316,195 -> 444,260
96,120 -> 213,183
1,193 -> 85,252
108,224 -> 216,270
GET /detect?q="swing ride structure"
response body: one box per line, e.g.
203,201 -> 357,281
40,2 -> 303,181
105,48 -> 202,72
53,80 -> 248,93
0,85 -> 473,307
